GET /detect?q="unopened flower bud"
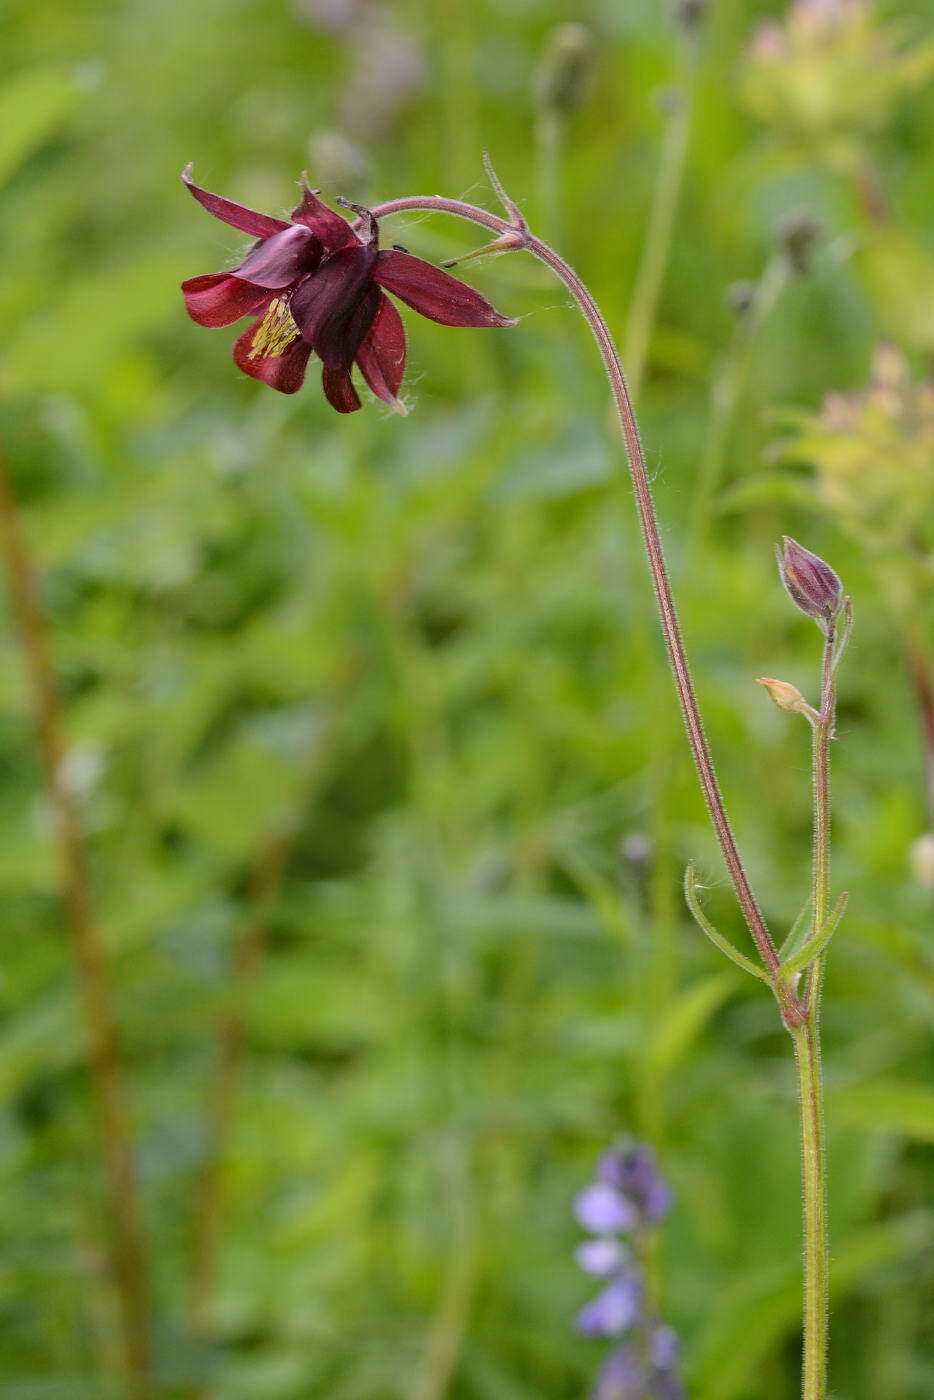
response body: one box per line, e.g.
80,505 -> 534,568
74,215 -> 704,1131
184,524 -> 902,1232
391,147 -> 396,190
776,537 -> 843,631
775,207 -> 822,275
533,23 -> 593,116
756,677 -> 812,716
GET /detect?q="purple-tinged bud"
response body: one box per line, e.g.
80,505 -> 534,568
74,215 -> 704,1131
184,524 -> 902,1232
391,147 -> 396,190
776,537 -> 843,631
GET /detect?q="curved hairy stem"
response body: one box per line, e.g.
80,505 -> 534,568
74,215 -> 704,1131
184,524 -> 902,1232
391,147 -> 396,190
369,180 -> 801,1022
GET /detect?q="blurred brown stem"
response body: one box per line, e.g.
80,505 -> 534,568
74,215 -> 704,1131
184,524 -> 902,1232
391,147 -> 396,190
905,634 -> 934,823
186,826 -> 292,1349
185,690 -> 349,1391
0,458 -> 152,1399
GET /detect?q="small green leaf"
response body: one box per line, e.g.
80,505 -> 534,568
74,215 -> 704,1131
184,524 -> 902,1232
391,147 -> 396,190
781,892 -> 848,978
683,863 -> 770,982
778,895 -> 812,960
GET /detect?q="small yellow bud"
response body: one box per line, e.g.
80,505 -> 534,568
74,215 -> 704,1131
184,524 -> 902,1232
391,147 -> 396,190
756,677 -> 813,716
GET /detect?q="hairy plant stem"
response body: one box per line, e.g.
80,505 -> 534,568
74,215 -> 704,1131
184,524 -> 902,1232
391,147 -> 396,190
791,624 -> 836,1400
0,459 -> 152,1400
369,189 -> 803,1021
791,1015 -> 827,1400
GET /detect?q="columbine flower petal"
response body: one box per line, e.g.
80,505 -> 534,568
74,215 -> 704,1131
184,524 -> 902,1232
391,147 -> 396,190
233,225 -> 322,289
321,367 -> 362,414
288,245 -> 377,356
233,306 -> 312,395
290,178 -> 360,253
356,294 -> 407,410
373,249 -> 517,327
315,284 -> 381,371
182,274 -> 273,328
182,164 -> 290,239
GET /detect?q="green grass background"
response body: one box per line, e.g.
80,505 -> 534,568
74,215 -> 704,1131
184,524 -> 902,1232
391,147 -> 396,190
1,0 -> 933,1396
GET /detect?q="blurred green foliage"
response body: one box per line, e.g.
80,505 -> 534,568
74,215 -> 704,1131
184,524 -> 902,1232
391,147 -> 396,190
1,1 -> 933,1397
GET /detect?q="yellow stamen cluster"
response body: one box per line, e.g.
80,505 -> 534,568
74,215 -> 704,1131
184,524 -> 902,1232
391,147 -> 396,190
249,298 -> 301,359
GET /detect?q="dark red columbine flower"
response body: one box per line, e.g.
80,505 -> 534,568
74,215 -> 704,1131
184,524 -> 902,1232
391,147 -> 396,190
180,165 -> 515,413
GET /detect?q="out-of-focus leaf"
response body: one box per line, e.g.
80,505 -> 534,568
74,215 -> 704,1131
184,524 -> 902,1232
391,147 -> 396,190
717,473 -> 822,515
0,68 -> 81,187
856,229 -> 934,352
644,971 -> 742,1082
830,1080 -> 934,1143
6,251 -> 183,391
691,1212 -> 934,1400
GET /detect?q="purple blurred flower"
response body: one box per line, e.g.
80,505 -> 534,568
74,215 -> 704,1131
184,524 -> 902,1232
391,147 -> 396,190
650,1368 -> 686,1400
575,1239 -> 629,1276
576,1273 -> 642,1338
650,1325 -> 681,1370
598,1141 -> 673,1224
592,1344 -> 645,1399
576,1140 -> 685,1400
575,1182 -> 638,1234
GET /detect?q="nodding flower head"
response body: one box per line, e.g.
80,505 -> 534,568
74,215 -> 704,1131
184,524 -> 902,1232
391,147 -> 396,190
180,166 -> 515,413
776,536 -> 843,631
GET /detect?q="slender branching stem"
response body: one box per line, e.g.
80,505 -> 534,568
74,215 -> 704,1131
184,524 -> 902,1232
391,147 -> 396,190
0,458 -> 152,1399
369,189 -> 799,1014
